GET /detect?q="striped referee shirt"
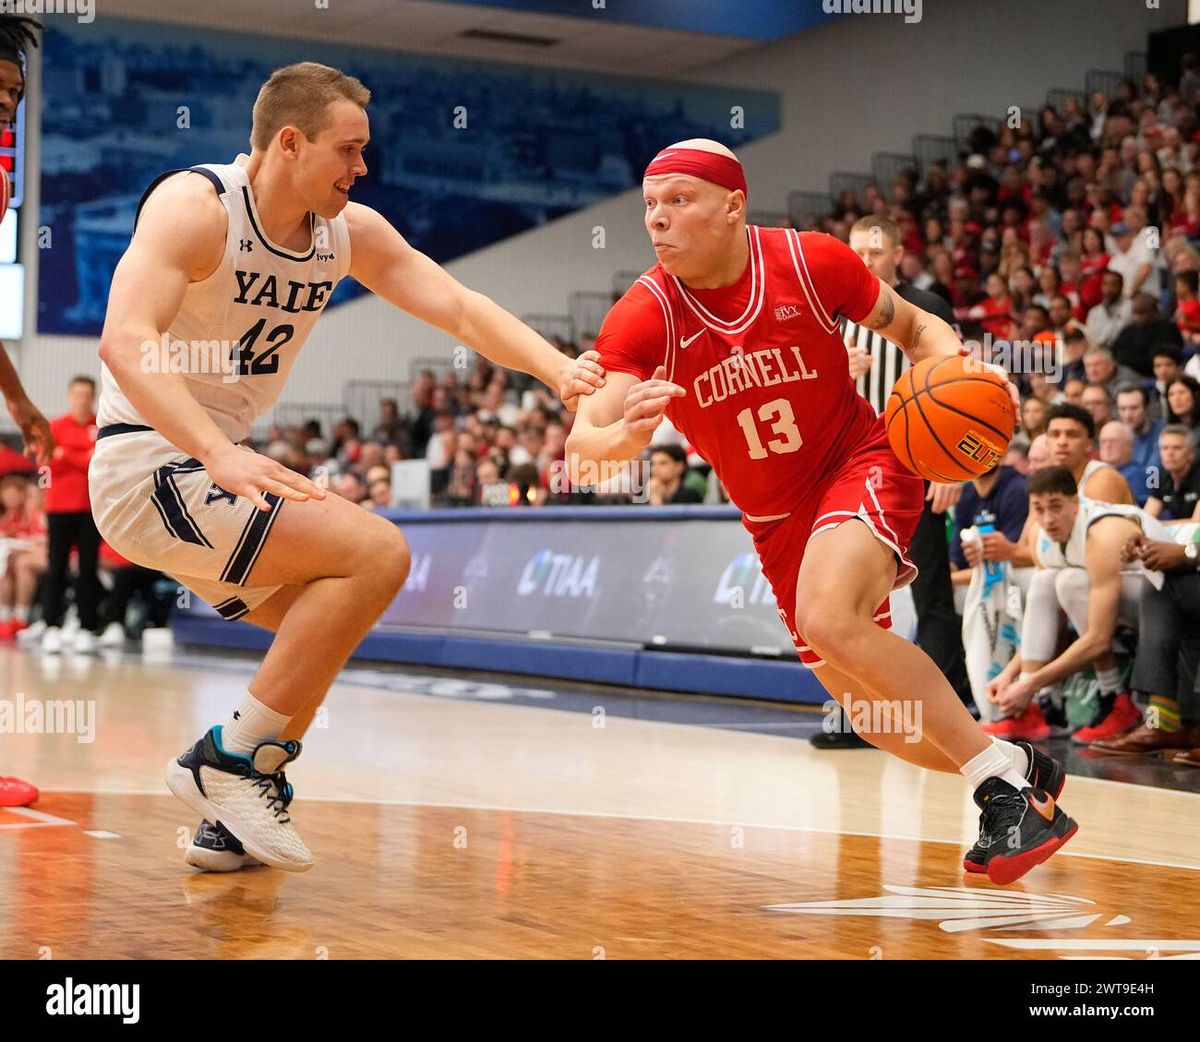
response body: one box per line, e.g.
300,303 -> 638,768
841,282 -> 958,415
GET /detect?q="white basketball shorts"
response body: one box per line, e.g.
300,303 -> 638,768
89,424 -> 285,621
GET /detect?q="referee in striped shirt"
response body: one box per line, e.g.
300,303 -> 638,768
813,215 -> 973,748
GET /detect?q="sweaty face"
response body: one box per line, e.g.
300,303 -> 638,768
296,99 -> 369,219
1046,418 -> 1091,467
1030,492 -> 1079,542
643,174 -> 741,282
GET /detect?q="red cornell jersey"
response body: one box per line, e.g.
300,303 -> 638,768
596,226 -> 882,518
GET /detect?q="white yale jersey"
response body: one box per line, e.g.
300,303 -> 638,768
97,159 -> 352,443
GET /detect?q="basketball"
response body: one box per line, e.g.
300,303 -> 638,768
884,355 -> 1015,482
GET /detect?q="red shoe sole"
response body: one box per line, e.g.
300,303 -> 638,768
986,822 -> 1079,885
962,859 -> 987,874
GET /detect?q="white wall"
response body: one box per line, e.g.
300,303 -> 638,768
10,0 -> 1187,425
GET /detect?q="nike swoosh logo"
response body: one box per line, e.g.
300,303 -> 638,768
680,330 -> 704,349
1028,789 -> 1055,822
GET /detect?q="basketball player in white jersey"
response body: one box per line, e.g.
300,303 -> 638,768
985,465 -> 1162,743
91,63 -> 604,871
0,11 -> 54,810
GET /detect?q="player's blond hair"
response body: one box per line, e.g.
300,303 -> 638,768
250,62 -> 371,151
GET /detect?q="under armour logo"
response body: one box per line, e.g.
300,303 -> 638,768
239,239 -> 253,252
205,483 -> 238,506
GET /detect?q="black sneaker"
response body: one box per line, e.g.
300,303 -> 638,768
963,743 -> 1067,874
810,708 -> 872,749
809,729 -> 872,749
185,819 -> 259,872
972,776 -> 1077,885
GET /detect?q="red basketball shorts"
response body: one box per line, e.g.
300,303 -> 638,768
741,428 -> 925,668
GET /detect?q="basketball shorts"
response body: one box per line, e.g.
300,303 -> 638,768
741,427 -> 924,668
89,425 -> 285,621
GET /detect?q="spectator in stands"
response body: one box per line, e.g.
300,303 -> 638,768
1151,345 -> 1184,418
0,475 -> 45,639
1083,345 -> 1144,398
334,471 -> 368,505
1060,377 -> 1087,405
371,398 -> 403,446
1093,523 -> 1200,757
1082,384 -> 1115,429
1058,328 -> 1089,384
42,376 -> 101,654
949,463 -> 1030,587
474,456 -> 504,506
1173,271 -> 1200,348
368,474 -> 393,509
1145,425 -> 1200,520
1048,293 -> 1086,341
1116,384 -> 1163,478
645,444 -> 703,506
1164,375 -> 1200,448
1098,420 -> 1150,505
1110,293 -> 1183,377
1020,396 -> 1048,440
1085,270 -> 1132,348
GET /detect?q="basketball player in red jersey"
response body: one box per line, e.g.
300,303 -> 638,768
567,140 -> 1077,884
0,12 -> 53,809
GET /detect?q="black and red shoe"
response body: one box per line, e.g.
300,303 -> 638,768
972,777 -> 1077,885
963,742 -> 1066,874
1071,691 -> 1142,746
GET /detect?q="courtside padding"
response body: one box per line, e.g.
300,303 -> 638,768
171,506 -> 840,705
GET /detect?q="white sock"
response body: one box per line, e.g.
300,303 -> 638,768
961,742 -> 1029,791
0,603 -> 12,623
219,691 -> 293,757
1097,666 -> 1120,694
14,604 -> 29,623
992,737 -> 1030,779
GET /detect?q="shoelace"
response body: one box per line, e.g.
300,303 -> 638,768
252,770 -> 293,823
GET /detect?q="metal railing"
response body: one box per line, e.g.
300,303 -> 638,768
912,134 -> 958,176
788,190 -> 833,228
829,171 -> 874,204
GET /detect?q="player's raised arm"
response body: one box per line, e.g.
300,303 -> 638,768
98,174 -> 323,509
345,202 -> 603,408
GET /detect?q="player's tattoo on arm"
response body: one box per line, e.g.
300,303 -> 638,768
909,322 -> 927,353
867,287 -> 895,330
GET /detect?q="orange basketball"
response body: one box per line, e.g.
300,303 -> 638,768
884,355 -> 1015,482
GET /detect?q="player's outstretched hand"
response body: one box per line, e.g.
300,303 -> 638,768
203,442 -> 327,512
558,349 -> 606,412
622,365 -> 685,447
6,396 -> 53,468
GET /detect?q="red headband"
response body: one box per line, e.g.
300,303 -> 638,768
644,147 -> 748,197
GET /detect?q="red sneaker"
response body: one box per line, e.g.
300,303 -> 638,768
0,776 -> 38,807
1072,691 -> 1142,746
0,619 -> 17,639
980,702 -> 1051,741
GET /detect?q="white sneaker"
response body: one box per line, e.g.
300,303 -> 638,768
165,729 -> 312,872
72,629 -> 97,653
17,619 -> 45,644
99,622 -> 126,647
41,626 -> 63,654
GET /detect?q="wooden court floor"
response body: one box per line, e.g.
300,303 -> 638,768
2,647 -> 1199,960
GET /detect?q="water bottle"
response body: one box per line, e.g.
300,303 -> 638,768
976,510 -> 1003,594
